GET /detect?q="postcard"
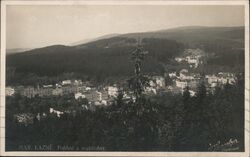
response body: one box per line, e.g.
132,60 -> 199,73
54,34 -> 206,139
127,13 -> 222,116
0,0 -> 249,156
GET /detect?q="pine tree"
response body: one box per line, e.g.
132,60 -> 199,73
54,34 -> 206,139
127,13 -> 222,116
126,40 -> 161,150
128,41 -> 149,101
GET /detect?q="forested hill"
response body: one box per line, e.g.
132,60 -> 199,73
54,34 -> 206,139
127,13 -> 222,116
7,38 -> 183,80
6,26 -> 244,85
121,26 -> 244,48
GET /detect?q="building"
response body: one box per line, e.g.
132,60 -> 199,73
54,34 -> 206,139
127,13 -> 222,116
13,83 -> 90,98
206,75 -> 219,85
43,84 -> 53,88
14,113 -> 34,125
184,48 -> 205,68
20,86 -> 36,98
217,72 -> 235,84
175,79 -> 188,89
179,69 -> 194,80
73,80 -> 83,85
149,80 -> 156,87
85,90 -> 102,103
83,89 -> 111,105
6,86 -> 15,96
62,80 -> 71,85
187,79 -> 200,89
175,78 -> 200,90
145,87 -> 157,95
168,72 -> 177,78
100,90 -> 109,100
206,73 -> 235,87
210,82 -> 218,88
75,92 -> 86,99
150,76 -> 165,88
49,108 -> 64,118
179,69 -> 188,74
175,49 -> 205,68
37,87 -> 53,97
154,76 -> 165,87
86,87 -> 92,91
108,86 -> 118,97
186,56 -> 199,68
77,86 -> 86,93
189,90 -> 196,97
94,100 -> 108,106
15,86 -> 25,93
56,83 -> 62,88
175,57 -> 185,62
62,85 -> 78,95
167,86 -> 183,94
52,88 -> 63,96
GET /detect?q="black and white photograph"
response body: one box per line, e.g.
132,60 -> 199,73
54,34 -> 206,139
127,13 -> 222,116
0,0 -> 249,156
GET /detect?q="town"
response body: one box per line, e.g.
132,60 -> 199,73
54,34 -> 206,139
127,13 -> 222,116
5,48 -> 237,124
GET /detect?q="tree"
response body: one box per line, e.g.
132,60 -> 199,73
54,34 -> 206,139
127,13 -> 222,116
126,41 -> 162,150
128,41 -> 149,101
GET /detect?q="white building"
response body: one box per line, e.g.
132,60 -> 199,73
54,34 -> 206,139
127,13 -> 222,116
175,57 -> 185,62
75,92 -> 86,100
62,80 -> 71,85
145,87 -> 157,95
180,69 -> 188,74
218,72 -> 235,84
206,75 -> 219,85
43,84 -> 53,88
186,55 -> 201,68
176,79 -> 188,89
149,80 -> 156,87
210,82 -> 218,88
151,76 -> 165,88
6,86 -> 15,96
52,88 -> 63,96
108,86 -> 118,97
49,108 -> 64,118
169,72 -> 177,78
73,80 -> 83,85
189,90 -> 196,97
86,87 -> 91,91
179,69 -> 195,80
56,83 -> 62,88
206,73 -> 235,86
96,91 -> 102,101
155,76 -> 165,87
94,100 -> 108,106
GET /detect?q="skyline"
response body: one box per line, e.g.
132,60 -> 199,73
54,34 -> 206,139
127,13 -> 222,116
6,5 -> 245,50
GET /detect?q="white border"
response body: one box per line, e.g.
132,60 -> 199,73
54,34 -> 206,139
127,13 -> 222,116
0,0 -> 249,156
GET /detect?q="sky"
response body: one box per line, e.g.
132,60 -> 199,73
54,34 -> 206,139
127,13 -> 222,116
6,5 -> 245,49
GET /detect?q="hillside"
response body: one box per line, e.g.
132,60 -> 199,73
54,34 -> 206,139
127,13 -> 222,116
6,26 -> 244,85
70,33 -> 120,46
122,26 -> 244,45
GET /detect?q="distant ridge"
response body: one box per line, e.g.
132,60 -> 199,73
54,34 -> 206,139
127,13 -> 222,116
8,26 -> 244,55
70,33 -> 120,46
